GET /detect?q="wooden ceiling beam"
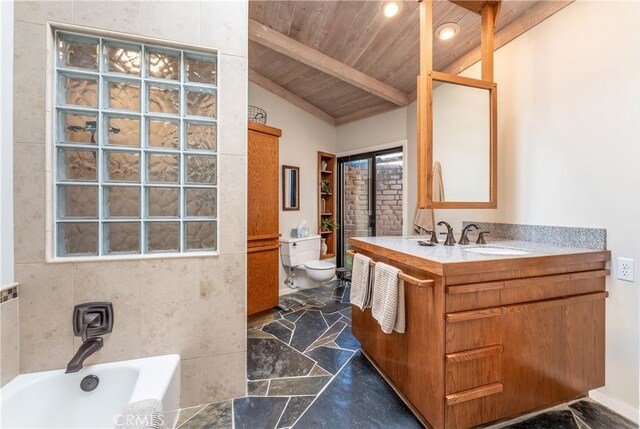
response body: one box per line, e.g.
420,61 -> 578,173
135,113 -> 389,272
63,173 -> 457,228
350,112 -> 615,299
249,69 -> 337,126
249,18 -> 410,107
449,1 -> 502,26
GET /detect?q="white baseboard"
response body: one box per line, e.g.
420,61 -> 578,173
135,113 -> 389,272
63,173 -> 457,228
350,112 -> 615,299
589,389 -> 639,423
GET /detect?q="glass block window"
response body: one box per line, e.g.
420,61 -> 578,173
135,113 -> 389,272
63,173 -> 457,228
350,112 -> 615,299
54,31 -> 218,257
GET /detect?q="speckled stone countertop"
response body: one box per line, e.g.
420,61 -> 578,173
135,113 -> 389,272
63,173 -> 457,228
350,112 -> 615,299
349,236 -> 607,265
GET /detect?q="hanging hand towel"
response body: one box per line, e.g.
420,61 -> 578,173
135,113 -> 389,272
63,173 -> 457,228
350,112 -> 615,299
350,253 -> 371,310
433,161 -> 445,202
413,205 -> 435,234
371,262 -> 406,334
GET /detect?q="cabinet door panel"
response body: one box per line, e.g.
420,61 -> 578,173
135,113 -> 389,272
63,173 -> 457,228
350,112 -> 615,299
247,247 -> 279,315
248,130 -> 279,237
500,299 -> 567,418
565,293 -> 606,395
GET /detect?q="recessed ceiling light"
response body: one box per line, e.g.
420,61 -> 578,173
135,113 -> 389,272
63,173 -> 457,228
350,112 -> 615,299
435,23 -> 460,41
382,2 -> 400,18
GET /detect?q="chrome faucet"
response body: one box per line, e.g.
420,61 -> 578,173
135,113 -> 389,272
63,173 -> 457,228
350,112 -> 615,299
66,313 -> 103,373
437,221 -> 456,246
459,224 -> 480,245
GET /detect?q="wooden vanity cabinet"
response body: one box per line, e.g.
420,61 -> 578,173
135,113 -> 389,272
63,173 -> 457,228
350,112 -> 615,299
350,243 -> 610,429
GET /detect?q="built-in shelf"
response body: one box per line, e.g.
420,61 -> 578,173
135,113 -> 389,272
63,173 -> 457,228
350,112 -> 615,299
318,151 -> 337,259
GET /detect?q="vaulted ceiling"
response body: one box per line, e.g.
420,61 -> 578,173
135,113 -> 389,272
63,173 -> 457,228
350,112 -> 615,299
248,1 -> 572,125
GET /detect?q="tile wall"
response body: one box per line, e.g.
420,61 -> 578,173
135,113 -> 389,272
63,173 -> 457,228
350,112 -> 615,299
12,0 -> 248,407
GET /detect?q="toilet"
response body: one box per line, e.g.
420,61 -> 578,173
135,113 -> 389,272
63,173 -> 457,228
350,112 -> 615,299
280,235 -> 336,284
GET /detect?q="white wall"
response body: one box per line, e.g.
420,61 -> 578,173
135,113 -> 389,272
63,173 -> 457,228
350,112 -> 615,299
0,0 -> 14,287
469,1 -> 640,413
336,0 -> 640,415
336,107 -> 407,154
248,82 -> 337,292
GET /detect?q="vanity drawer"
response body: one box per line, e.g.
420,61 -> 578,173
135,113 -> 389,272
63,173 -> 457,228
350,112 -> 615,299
446,308 -> 503,353
446,345 -> 503,394
446,270 -> 608,312
445,384 -> 502,429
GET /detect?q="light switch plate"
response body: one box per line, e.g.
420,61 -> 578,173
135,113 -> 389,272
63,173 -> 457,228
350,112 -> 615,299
617,257 -> 634,282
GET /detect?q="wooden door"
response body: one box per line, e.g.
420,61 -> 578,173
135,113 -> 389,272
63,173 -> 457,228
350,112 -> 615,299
247,123 -> 281,315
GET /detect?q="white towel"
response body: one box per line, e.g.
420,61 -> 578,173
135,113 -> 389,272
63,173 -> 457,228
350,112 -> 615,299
350,253 -> 371,310
371,262 -> 406,334
116,399 -> 163,429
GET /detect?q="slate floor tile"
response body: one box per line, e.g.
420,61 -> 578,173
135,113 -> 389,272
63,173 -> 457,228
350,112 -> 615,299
289,310 -> 328,352
569,400 -> 638,429
502,410 -> 580,429
248,338 -> 315,380
176,405 -> 205,428
305,345 -> 354,375
277,396 -> 316,428
278,318 -> 296,330
180,401 -> 232,429
262,321 -> 293,344
334,324 -> 360,351
281,309 -> 307,323
308,364 -> 332,377
248,329 -> 276,339
321,311 -> 342,327
294,351 -> 422,428
248,380 -> 269,396
233,397 -> 289,429
267,375 -> 331,396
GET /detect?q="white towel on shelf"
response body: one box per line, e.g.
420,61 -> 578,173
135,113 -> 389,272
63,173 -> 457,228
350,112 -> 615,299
350,253 -> 371,310
371,262 -> 406,334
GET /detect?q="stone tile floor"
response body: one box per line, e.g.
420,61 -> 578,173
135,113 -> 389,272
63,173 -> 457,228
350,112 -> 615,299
176,285 -> 638,429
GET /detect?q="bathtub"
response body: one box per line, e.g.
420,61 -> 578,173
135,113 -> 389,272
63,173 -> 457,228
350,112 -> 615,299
0,354 -> 180,429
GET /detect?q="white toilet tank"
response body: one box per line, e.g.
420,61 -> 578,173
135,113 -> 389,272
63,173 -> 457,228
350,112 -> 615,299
280,235 -> 321,267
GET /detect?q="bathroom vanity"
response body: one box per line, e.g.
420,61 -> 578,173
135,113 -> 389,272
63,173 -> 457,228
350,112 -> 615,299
349,237 -> 610,429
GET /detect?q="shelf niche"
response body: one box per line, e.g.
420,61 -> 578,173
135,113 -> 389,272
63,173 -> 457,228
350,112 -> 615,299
318,151 -> 337,260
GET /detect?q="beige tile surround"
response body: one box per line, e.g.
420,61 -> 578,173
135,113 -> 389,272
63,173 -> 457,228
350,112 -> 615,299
1,296 -> 20,386
12,0 -> 248,407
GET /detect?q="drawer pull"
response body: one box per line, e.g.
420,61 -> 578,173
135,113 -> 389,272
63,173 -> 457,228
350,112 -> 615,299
446,307 -> 503,323
446,345 -> 504,363
446,383 -> 503,405
447,281 -> 504,295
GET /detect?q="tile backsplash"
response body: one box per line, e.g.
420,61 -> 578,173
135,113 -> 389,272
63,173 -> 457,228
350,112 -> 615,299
0,285 -> 18,303
464,221 -> 607,250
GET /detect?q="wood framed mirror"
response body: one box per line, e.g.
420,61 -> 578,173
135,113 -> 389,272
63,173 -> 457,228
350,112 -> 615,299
427,72 -> 497,208
418,0 -> 500,209
282,165 -> 300,211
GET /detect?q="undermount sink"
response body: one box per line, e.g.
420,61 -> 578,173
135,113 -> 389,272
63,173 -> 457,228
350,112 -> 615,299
463,246 -> 530,256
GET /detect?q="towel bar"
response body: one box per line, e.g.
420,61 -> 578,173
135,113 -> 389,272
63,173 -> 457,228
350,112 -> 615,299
346,250 -> 434,287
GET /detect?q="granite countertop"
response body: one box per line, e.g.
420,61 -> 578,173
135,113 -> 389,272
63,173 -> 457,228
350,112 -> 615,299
349,236 -> 607,265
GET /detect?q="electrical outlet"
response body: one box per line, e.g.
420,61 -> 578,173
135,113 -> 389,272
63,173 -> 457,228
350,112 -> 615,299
617,257 -> 634,282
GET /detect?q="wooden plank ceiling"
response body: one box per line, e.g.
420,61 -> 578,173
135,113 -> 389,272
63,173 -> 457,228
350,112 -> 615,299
249,1 -> 572,125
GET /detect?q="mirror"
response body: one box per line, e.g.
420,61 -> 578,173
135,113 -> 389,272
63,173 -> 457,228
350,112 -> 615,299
282,165 -> 300,211
423,73 -> 497,208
